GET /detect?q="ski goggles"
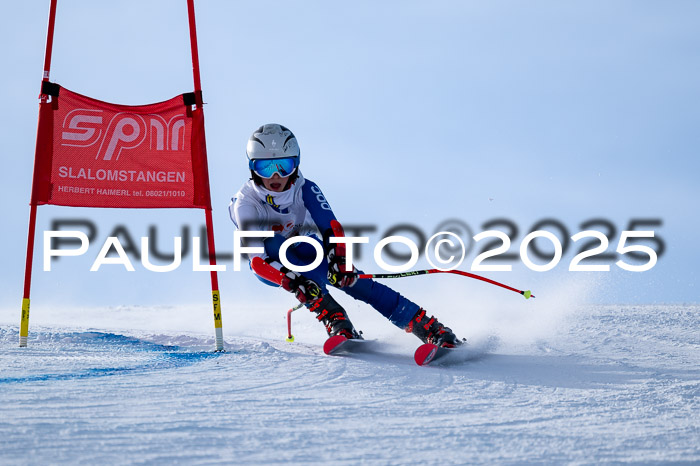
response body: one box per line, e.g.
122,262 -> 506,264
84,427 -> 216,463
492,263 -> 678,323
249,157 -> 299,179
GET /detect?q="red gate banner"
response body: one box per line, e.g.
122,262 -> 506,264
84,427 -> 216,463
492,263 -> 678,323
31,84 -> 212,209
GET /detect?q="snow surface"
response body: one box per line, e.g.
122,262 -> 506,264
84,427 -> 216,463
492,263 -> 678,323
1,301 -> 699,465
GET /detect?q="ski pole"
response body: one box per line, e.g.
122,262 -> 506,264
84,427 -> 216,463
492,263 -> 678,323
286,303 -> 304,342
327,219 -> 534,298
357,269 -> 535,299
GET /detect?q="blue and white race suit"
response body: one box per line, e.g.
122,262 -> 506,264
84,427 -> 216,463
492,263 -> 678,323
229,172 -> 420,328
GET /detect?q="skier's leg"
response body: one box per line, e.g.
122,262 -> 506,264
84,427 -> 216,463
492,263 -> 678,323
341,276 -> 418,328
263,234 -> 360,338
263,234 -> 329,292
343,274 -> 461,347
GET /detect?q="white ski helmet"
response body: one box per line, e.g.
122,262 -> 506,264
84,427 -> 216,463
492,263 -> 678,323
246,124 -> 300,186
246,123 -> 300,162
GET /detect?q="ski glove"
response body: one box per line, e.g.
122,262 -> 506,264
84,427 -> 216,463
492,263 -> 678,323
280,269 -> 322,304
327,246 -> 357,289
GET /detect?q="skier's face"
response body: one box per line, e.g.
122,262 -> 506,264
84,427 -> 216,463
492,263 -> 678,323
262,173 -> 291,192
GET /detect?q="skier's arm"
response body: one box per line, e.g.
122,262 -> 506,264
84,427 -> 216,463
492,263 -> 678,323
229,198 -> 267,260
250,256 -> 321,304
230,195 -> 322,297
324,220 -> 358,288
300,181 -> 357,288
301,179 -> 337,234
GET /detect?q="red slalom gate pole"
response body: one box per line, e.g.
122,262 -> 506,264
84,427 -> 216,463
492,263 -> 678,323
187,0 -> 202,98
20,0 -> 58,347
40,0 -> 58,86
187,0 -> 224,351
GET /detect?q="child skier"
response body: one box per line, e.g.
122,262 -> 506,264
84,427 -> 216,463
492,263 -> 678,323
229,124 -> 461,348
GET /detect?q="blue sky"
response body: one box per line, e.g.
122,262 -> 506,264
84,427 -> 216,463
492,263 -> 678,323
1,0 -> 698,322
